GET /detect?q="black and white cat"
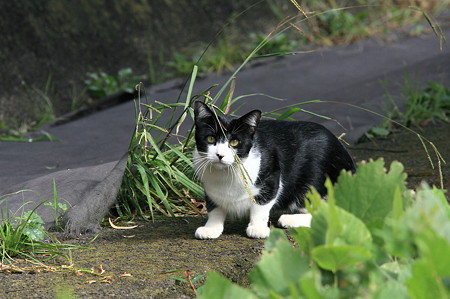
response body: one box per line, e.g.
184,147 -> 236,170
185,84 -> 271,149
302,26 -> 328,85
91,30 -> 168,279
193,101 -> 356,239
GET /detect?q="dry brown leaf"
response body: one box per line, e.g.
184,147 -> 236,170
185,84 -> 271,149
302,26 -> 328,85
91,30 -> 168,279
122,235 -> 136,238
108,217 -> 138,230
75,270 -> 83,276
120,272 -> 133,277
101,276 -> 113,284
91,264 -> 105,275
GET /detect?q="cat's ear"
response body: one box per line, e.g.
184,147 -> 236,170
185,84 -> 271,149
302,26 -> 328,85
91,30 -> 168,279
194,101 -> 214,121
239,110 -> 261,131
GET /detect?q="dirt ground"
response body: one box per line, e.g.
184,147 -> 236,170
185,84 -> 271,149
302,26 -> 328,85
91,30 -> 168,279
0,121 -> 449,299
351,120 -> 450,191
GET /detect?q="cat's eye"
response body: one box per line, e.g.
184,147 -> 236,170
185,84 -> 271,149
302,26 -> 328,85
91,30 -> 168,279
206,136 -> 216,144
229,139 -> 239,147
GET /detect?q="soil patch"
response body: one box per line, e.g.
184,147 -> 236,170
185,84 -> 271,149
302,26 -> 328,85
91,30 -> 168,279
1,218 -> 263,298
352,120 -> 450,191
1,121 -> 449,298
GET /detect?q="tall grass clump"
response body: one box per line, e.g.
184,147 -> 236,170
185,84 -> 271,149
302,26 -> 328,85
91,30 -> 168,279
116,69 -> 205,218
1,206 -> 81,264
388,80 -> 450,127
363,79 -> 450,139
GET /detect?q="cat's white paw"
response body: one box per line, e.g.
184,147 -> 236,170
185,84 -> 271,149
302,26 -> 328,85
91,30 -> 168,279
246,224 -> 270,239
195,226 -> 223,239
278,214 -> 312,228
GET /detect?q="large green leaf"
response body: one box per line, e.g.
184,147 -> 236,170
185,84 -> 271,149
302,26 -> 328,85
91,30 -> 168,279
197,272 -> 257,299
299,272 -> 327,299
19,211 -> 45,242
249,232 -> 310,297
311,201 -> 372,249
372,279 -> 408,299
334,159 -> 407,221
289,227 -> 312,258
407,260 -> 450,299
312,245 -> 372,272
410,185 -> 450,243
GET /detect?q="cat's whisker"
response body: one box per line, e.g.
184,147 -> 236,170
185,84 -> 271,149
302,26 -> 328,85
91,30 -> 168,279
228,164 -> 240,193
195,160 -> 210,181
193,155 -> 210,181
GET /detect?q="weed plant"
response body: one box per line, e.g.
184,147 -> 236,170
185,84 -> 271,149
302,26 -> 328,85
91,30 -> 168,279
364,80 -> 450,139
392,80 -> 450,127
84,68 -> 146,98
0,207 -> 81,264
0,75 -> 59,142
116,69 -> 204,218
0,184 -> 83,267
198,159 -> 450,298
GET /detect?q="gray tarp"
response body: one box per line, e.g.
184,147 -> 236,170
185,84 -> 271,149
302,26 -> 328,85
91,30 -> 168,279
1,28 -> 449,236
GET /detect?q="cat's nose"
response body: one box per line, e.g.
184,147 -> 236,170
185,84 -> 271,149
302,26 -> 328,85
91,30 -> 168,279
217,154 -> 225,160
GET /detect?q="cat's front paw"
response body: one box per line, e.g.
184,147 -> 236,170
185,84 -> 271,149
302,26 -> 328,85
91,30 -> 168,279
278,214 -> 312,228
195,226 -> 223,239
246,224 -> 270,239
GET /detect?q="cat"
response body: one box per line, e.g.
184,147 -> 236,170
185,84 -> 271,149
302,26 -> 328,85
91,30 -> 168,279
192,101 -> 356,239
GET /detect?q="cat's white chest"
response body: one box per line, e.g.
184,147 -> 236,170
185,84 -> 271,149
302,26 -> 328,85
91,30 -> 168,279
195,148 -> 261,217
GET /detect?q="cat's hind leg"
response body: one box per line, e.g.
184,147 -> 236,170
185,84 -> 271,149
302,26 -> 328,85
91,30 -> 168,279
278,212 -> 312,228
195,207 -> 227,239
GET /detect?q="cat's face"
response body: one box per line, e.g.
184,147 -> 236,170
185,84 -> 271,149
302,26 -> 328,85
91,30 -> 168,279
193,101 -> 261,169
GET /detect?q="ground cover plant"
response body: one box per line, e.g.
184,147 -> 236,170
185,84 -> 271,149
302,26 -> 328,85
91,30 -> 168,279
0,75 -> 59,142
364,80 -> 450,140
0,206 -> 84,270
197,158 -> 450,298
0,185 -> 89,275
84,68 -> 146,99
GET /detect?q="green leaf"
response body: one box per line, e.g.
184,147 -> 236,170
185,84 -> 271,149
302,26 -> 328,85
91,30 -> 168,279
334,159 -> 407,221
372,279 -> 408,299
305,186 -> 324,214
277,108 -> 302,120
299,272 -> 325,299
135,163 -> 154,217
391,186 -> 404,220
379,260 -> 412,284
402,185 -> 450,297
264,229 -> 287,252
18,211 -> 45,242
249,233 -> 310,297
368,127 -> 390,137
289,227 -> 312,257
311,202 -> 372,249
416,230 -> 450,277
312,245 -> 372,272
407,260 -> 450,299
197,272 -> 257,299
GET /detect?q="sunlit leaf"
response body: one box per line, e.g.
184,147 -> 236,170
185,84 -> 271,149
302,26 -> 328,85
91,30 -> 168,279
249,233 -> 309,297
197,272 -> 257,299
312,245 -> 371,272
334,159 -> 407,221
